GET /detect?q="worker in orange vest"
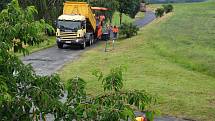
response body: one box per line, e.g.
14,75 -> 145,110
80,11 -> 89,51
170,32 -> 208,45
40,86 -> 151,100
112,25 -> 119,40
111,25 -> 118,49
99,14 -> 105,26
97,25 -> 102,40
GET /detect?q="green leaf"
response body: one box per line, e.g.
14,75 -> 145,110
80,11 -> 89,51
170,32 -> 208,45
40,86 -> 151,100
145,111 -> 154,121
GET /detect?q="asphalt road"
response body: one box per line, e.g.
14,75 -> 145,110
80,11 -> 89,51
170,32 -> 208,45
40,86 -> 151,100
135,11 -> 156,27
21,11 -> 156,76
22,45 -> 85,75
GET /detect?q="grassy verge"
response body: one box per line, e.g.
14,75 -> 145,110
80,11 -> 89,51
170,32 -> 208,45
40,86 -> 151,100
135,12 -> 145,20
16,36 -> 56,57
59,1 -> 215,120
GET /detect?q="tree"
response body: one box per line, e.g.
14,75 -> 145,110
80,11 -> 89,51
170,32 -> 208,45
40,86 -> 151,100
155,8 -> 165,17
117,0 -> 140,25
91,67 -> 156,121
0,44 -> 64,120
162,4 -> 173,13
54,66 -> 156,121
120,23 -> 139,38
17,0 -> 64,30
0,0 -> 11,11
0,0 -> 63,120
90,0 -> 119,23
0,0 -> 53,54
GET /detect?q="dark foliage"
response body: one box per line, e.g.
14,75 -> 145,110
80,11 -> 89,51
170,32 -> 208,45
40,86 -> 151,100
162,4 -> 174,13
155,8 -> 165,17
119,23 -> 139,38
117,0 -> 140,24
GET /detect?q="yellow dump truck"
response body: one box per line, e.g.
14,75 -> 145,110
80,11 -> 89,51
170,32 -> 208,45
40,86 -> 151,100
56,2 -> 97,49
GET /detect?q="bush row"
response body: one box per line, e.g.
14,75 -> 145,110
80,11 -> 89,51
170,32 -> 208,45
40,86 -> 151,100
155,4 -> 174,17
119,23 -> 139,38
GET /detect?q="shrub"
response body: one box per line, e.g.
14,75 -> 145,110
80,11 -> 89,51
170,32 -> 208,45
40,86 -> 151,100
119,23 -> 139,38
162,4 -> 174,13
155,8 -> 165,17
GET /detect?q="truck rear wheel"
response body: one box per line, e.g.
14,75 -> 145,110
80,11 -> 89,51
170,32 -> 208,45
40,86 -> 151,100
57,42 -> 63,49
91,36 -> 94,44
87,39 -> 92,46
91,39 -> 94,44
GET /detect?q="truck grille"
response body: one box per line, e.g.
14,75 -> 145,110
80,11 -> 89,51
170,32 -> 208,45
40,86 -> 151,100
59,32 -> 77,41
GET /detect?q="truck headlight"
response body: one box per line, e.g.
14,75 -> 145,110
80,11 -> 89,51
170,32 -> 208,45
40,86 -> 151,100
57,38 -> 61,42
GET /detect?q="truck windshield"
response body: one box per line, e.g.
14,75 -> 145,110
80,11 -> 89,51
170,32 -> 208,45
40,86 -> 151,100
58,20 -> 81,30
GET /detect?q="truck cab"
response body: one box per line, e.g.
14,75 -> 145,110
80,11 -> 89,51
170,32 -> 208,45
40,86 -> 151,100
56,2 -> 103,49
56,14 -> 91,49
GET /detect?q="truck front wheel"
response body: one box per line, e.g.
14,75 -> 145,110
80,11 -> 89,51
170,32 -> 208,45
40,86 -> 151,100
80,41 -> 86,49
91,36 -> 94,44
57,42 -> 63,49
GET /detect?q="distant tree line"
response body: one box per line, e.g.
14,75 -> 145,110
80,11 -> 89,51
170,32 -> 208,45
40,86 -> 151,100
0,0 -> 142,27
0,0 -> 64,27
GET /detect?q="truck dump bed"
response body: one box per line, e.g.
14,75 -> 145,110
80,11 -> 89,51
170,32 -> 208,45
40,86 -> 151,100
63,2 -> 96,31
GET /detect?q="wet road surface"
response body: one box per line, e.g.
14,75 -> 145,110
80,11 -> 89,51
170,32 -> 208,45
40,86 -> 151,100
22,46 -> 85,75
135,11 -> 156,27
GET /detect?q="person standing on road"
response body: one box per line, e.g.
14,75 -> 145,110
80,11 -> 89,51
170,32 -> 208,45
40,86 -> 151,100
105,25 -> 113,52
107,24 -> 112,40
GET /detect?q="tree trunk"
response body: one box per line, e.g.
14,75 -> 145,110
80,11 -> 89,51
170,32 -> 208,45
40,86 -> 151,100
119,13 -> 122,25
109,16 -> 112,24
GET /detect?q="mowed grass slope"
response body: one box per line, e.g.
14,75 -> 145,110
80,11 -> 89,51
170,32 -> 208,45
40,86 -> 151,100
59,1 -> 215,120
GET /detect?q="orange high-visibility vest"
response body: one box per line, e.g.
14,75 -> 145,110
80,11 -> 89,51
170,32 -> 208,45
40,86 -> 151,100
112,27 -> 119,33
97,25 -> 102,38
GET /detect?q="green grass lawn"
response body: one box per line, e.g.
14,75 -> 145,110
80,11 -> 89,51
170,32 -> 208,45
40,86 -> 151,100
58,1 -> 215,120
16,36 -> 56,57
